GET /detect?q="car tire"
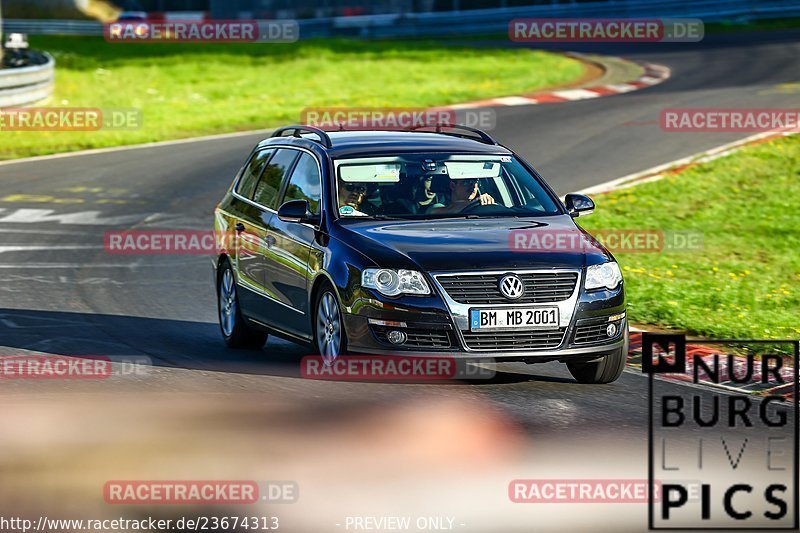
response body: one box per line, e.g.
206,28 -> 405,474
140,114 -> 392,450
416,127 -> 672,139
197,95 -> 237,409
217,259 -> 267,349
566,324 -> 629,384
314,283 -> 347,364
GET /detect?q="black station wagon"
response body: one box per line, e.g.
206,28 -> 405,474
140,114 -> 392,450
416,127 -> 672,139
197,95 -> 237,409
213,125 -> 627,384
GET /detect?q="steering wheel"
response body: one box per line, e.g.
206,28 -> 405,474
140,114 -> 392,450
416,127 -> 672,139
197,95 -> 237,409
459,197 -> 512,214
459,198 -> 485,213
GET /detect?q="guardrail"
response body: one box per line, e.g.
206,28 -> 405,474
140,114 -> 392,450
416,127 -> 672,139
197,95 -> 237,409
0,51 -> 55,108
4,19 -> 103,36
4,0 -> 800,39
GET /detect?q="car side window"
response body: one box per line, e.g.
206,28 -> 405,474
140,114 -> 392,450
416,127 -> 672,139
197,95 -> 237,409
252,149 -> 300,209
235,149 -> 273,199
281,152 -> 321,214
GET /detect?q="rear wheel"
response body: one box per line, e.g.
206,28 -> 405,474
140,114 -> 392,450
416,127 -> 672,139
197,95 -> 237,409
217,260 -> 267,349
314,285 -> 346,364
566,324 -> 628,384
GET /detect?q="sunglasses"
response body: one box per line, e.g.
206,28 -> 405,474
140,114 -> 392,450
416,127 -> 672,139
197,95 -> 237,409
344,183 -> 368,194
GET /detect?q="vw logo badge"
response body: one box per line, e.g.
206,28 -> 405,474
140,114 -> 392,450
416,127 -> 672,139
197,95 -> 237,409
499,274 -> 524,300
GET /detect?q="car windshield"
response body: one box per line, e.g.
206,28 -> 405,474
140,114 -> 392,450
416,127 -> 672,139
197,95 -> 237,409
334,153 -> 562,219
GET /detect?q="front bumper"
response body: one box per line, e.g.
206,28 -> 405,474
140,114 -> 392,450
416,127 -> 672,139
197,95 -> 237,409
343,269 -> 626,362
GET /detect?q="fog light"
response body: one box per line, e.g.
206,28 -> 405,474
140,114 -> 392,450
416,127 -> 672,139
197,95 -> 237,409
387,330 -> 407,345
606,323 -> 618,338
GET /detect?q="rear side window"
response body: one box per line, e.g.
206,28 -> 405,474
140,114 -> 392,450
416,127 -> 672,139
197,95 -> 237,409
235,149 -> 273,199
253,149 -> 300,209
282,153 -> 321,214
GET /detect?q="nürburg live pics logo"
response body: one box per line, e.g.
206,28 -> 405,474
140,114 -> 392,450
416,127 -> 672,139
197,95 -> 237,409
644,333 -> 798,530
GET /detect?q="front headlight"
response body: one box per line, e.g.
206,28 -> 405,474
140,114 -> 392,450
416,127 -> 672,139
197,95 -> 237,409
585,262 -> 623,291
362,268 -> 431,297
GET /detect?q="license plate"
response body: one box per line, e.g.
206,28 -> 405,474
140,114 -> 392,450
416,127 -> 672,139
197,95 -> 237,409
470,307 -> 560,331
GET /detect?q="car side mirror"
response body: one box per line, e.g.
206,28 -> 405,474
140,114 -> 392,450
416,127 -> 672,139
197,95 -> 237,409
278,199 -> 318,224
565,193 -> 595,218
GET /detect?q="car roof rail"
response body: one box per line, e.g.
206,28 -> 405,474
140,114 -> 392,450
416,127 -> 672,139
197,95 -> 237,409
271,125 -> 333,149
409,124 -> 498,146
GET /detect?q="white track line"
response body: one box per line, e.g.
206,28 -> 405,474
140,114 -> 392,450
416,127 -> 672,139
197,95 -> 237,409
0,128 -> 277,167
0,245 -> 103,253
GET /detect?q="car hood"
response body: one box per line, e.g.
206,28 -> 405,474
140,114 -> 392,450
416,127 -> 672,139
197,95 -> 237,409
332,215 -> 612,272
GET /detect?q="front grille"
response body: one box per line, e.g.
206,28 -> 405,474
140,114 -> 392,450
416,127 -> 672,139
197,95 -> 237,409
437,272 -> 578,305
461,328 -> 566,351
372,327 -> 452,349
573,320 -> 623,345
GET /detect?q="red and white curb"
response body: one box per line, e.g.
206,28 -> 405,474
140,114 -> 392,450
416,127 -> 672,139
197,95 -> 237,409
445,56 -> 670,109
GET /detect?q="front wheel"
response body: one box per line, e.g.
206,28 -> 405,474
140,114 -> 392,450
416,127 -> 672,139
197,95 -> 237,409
217,260 -> 267,349
314,286 -> 346,364
566,325 -> 628,384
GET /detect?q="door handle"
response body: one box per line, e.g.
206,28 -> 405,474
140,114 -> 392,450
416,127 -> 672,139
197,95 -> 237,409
235,223 -> 245,233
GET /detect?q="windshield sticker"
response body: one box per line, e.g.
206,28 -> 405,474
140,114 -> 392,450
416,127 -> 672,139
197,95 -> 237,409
339,205 -> 355,215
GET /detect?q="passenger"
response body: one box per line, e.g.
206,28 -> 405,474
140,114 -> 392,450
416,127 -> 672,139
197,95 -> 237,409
410,175 -> 441,213
382,175 -> 440,215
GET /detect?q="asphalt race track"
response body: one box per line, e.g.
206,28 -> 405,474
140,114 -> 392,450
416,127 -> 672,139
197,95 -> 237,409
0,30 -> 798,531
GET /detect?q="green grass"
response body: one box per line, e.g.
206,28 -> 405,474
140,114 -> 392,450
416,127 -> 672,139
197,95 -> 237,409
579,135 -> 800,341
0,36 -> 584,160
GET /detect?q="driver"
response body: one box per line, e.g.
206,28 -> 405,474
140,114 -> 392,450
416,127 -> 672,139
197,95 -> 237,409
431,177 -> 495,214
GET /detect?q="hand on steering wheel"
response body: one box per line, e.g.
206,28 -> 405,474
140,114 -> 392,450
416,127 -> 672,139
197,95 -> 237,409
460,193 -> 496,213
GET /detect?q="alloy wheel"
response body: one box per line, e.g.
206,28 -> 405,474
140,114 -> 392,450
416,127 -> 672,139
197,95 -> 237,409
316,291 -> 342,364
219,268 -> 237,337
